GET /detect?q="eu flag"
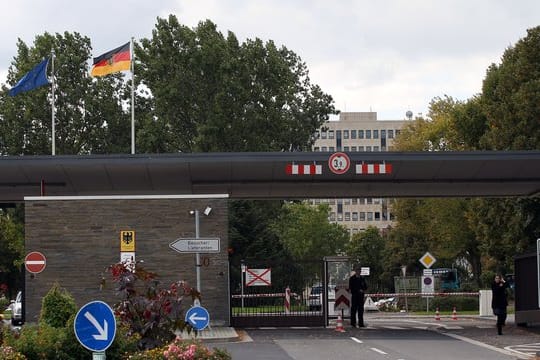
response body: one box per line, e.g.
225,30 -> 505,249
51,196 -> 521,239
8,58 -> 50,96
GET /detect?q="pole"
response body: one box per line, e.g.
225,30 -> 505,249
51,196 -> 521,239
241,260 -> 245,309
130,37 -> 135,155
51,50 -> 56,156
195,210 -> 201,293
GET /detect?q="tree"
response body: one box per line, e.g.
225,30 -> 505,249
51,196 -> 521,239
0,32 -> 130,155
346,226 -> 387,291
136,15 -> 336,153
272,203 -> 348,261
0,206 -> 24,299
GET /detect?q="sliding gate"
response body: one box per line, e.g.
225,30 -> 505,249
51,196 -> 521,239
230,256 -> 352,327
230,258 -> 325,327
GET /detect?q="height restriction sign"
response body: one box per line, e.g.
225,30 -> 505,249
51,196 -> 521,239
328,152 -> 350,174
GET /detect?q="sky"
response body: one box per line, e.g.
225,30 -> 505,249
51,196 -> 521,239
1,0 -> 540,120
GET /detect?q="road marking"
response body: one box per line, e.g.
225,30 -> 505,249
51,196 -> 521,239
441,332 -> 530,359
370,347 -> 387,355
350,337 -> 363,344
441,325 -> 463,330
413,326 -> 428,330
382,326 -> 405,330
504,343 -> 540,357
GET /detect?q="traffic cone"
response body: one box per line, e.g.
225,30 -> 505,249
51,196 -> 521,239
452,307 -> 458,320
335,314 -> 346,332
435,307 -> 440,321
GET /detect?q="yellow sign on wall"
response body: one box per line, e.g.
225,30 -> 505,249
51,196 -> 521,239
120,230 -> 135,252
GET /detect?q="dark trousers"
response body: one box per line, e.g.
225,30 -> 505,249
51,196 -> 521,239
350,293 -> 365,326
494,308 -> 507,335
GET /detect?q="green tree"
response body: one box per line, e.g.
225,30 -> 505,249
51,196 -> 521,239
346,226 -> 387,291
0,206 -> 24,298
272,203 -> 348,261
136,15 -> 336,153
0,32 -> 130,155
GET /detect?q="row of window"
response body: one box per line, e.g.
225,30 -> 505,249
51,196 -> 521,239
311,198 -> 387,205
329,211 -> 394,222
317,129 -> 401,140
313,145 -> 390,152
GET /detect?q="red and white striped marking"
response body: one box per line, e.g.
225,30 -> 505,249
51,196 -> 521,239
286,164 -> 322,175
355,163 -> 392,175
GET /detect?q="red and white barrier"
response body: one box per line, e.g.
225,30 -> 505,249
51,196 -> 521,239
284,287 -> 291,314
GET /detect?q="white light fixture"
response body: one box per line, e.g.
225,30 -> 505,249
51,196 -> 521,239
203,206 -> 212,216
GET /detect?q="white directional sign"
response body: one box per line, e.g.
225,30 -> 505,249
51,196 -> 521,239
169,238 -> 220,253
185,306 -> 210,331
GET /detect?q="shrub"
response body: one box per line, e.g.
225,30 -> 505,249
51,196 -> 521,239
106,263 -> 199,351
3,323 -> 73,360
39,283 -> 77,328
127,338 -> 231,360
0,345 -> 27,360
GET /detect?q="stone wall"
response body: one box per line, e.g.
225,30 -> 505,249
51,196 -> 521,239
24,197 -> 229,326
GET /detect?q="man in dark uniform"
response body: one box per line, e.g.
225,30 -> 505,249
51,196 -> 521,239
349,266 -> 368,328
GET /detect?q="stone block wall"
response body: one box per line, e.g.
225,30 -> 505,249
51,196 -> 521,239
24,197 -> 229,326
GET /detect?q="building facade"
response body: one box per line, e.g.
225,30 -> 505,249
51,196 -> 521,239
312,112 -> 406,235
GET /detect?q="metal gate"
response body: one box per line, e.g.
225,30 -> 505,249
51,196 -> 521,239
230,258 -> 325,327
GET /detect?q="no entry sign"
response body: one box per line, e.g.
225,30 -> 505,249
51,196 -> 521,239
25,251 -> 46,274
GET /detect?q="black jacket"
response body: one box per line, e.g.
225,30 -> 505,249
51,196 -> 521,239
491,280 -> 508,309
349,274 -> 367,296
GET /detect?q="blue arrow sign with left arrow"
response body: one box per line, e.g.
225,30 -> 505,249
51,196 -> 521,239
185,306 -> 210,331
74,301 -> 117,352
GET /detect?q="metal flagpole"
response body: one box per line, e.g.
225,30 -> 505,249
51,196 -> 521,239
51,50 -> 56,156
130,37 -> 135,155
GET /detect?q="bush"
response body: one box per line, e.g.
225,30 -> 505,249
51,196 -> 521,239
0,345 -> 27,360
127,338 -> 231,360
39,283 -> 77,328
3,323 -> 73,360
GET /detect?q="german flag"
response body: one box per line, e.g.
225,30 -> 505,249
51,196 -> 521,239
91,42 -> 131,77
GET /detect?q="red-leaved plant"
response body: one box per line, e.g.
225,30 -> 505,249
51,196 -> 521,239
106,262 -> 200,350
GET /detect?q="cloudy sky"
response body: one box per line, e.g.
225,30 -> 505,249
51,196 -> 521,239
1,0 -> 539,119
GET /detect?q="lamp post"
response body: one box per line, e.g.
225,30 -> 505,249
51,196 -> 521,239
191,206 -> 212,295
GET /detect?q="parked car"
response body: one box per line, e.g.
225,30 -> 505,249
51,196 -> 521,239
11,291 -> 22,326
308,284 -> 335,311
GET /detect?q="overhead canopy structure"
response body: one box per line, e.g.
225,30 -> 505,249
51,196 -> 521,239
1,151 -> 539,202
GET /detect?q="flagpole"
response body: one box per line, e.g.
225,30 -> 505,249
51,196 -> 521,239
131,37 -> 135,155
51,50 -> 56,156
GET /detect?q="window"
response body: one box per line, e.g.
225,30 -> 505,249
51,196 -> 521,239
373,146 -> 379,152
329,130 -> 335,139
388,129 -> 394,138
351,130 -> 357,139
351,146 -> 357,152
381,130 -> 386,138
358,198 -> 365,204
314,147 -> 319,152
330,212 -> 336,221
366,130 -> 372,139
395,130 -> 401,136
314,199 -> 320,204
329,146 -> 335,152
352,212 -> 359,221
351,198 -> 358,205
322,146 -> 327,151
366,198 -> 373,204
367,212 -> 373,221
344,146 -> 349,151
375,212 -> 380,221
315,131 -> 320,139
321,131 -> 327,139
344,198 -> 351,205
373,130 -> 379,139
358,130 -> 364,139
366,146 -> 372,152
345,212 -> 351,221
358,146 -> 364,151
337,213 -> 343,221
343,130 -> 349,139
373,198 -> 381,204
359,212 -> 366,221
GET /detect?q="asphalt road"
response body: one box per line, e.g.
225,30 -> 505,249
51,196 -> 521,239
211,316 -> 537,360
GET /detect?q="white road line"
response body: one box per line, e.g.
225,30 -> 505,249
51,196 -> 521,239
350,337 -> 363,344
441,325 -> 463,330
442,332 -> 530,359
382,326 -> 405,330
413,326 -> 428,330
370,347 -> 388,355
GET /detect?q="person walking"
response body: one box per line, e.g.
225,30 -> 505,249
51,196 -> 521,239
349,266 -> 368,328
491,274 -> 509,335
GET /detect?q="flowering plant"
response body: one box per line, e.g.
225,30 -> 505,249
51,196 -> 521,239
0,346 -> 27,360
163,338 -> 230,360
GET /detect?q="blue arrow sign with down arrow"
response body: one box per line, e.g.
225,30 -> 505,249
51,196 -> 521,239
74,301 -> 116,352
185,306 -> 210,330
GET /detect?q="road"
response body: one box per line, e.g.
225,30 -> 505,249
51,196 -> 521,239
211,317 -> 536,360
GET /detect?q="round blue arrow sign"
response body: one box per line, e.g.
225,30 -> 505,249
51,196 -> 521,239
185,306 -> 210,331
74,301 -> 117,352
